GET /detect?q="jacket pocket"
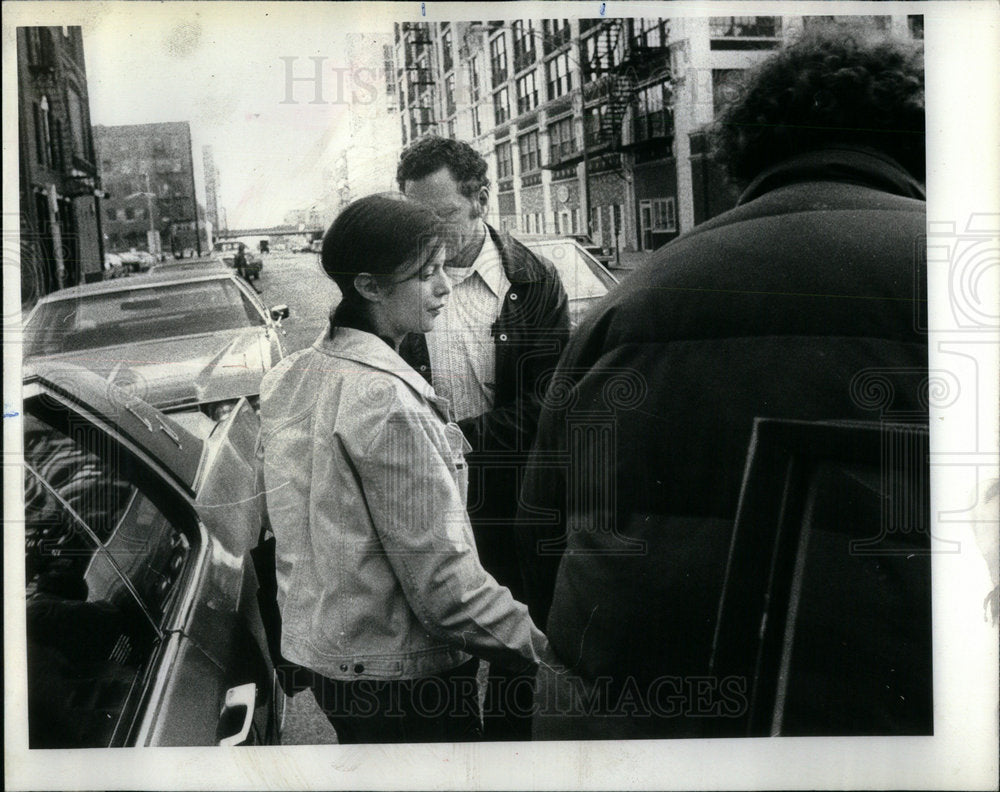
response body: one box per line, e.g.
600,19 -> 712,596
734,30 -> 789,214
444,422 -> 472,508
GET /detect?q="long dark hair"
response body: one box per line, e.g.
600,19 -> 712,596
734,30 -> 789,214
320,194 -> 444,339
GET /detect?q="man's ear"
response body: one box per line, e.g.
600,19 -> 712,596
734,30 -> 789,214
354,273 -> 382,303
477,186 -> 489,216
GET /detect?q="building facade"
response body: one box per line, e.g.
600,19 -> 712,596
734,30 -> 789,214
94,121 -> 206,258
18,25 -> 105,304
203,144 -> 222,237
391,14 -> 923,260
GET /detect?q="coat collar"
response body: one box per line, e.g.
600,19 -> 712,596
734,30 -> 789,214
738,146 -> 926,205
313,328 -> 455,421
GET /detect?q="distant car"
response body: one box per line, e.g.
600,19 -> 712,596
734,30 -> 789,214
102,253 -> 129,279
117,250 -> 158,273
22,363 -> 283,747
213,240 -> 263,280
521,237 -> 620,329
23,269 -> 290,422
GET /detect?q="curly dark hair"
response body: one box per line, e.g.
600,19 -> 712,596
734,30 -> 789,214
711,29 -> 925,187
396,135 -> 490,198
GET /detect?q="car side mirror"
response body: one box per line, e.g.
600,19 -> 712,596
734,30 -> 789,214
270,305 -> 290,321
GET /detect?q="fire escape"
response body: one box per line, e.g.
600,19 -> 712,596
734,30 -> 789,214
402,23 -> 436,136
583,19 -> 673,153
582,19 -> 633,151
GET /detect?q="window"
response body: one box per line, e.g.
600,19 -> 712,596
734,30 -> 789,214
441,26 -> 453,73
495,141 -> 513,179
633,18 -> 666,48
546,51 -> 574,99
641,197 -> 677,233
518,130 -> 540,173
584,106 -> 604,147
493,87 -> 510,125
447,118 -> 456,139
542,19 -> 571,52
116,208 -> 127,221
468,56 -> 481,102
23,405 -> 195,748
445,73 -> 456,116
471,106 -> 482,138
512,20 -> 537,72
709,16 -> 781,49
710,16 -> 781,37
125,207 -> 135,221
490,34 -> 508,87
908,15 -> 924,40
548,116 -> 577,162
68,87 -> 88,161
516,70 -> 538,114
634,81 -> 674,142
583,28 -> 620,81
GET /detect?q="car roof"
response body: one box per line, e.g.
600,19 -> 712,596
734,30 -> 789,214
32,265 -> 237,301
23,361 -> 204,492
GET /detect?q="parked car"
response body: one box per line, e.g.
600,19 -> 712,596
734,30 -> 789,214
22,269 -> 290,422
566,234 -> 615,267
520,237 -> 620,328
147,256 -> 231,276
213,240 -> 263,280
117,250 -> 158,273
22,363 -> 283,747
102,253 -> 130,280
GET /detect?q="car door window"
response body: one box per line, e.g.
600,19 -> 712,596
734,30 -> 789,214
24,409 -> 195,748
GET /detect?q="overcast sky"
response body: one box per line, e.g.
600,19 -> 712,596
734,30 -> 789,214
74,3 -> 401,227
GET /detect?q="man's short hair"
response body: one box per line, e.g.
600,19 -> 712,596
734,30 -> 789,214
396,135 -> 491,199
712,29 -> 925,186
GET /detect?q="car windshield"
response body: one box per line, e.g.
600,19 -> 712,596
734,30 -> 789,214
25,279 -> 265,356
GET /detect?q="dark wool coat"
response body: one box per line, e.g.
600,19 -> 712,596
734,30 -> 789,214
517,147 -> 930,738
401,225 -> 570,600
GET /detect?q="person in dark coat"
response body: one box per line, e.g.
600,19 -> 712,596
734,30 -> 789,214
397,136 -> 570,740
517,29 -> 930,740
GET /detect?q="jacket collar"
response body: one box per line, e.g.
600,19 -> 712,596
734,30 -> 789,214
313,328 -> 455,421
738,146 -> 926,205
486,224 -> 534,283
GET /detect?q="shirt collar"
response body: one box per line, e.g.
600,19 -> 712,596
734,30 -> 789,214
450,227 -> 505,298
313,327 -> 454,420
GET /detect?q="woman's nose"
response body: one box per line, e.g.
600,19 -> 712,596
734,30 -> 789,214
435,269 -> 453,296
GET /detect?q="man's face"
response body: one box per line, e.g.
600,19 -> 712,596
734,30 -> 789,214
403,167 -> 485,260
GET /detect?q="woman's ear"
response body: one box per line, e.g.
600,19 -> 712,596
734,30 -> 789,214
353,273 -> 382,303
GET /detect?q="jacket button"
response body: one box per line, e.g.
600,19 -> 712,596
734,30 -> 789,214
354,663 -> 365,674
419,365 -> 427,371
339,663 -> 348,672
509,292 -> 518,301
499,333 -> 508,342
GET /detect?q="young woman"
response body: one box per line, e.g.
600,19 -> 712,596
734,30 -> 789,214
258,195 -> 554,743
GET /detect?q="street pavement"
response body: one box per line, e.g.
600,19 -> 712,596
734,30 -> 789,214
254,248 -> 341,744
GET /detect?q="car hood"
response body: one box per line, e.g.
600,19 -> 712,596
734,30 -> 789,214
28,329 -> 273,411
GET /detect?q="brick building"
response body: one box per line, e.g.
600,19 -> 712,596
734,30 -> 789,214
17,25 -> 105,304
391,15 -> 923,261
94,121 -> 206,258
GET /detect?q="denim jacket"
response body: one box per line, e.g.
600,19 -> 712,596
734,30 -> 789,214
258,328 -> 551,681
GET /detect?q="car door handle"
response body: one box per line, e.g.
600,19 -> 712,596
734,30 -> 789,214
218,683 -> 257,746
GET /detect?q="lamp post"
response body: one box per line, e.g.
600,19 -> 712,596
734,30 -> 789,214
124,173 -> 160,256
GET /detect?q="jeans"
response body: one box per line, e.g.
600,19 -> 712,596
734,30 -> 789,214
310,658 -> 482,744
